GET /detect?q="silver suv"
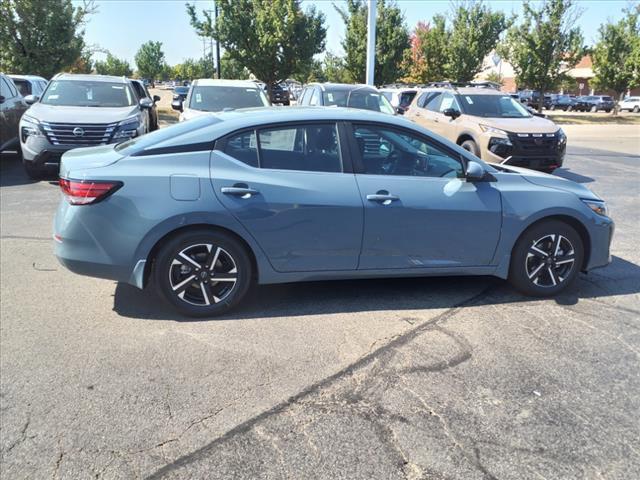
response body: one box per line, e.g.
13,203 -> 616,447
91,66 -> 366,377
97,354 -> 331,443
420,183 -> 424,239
19,73 -> 153,178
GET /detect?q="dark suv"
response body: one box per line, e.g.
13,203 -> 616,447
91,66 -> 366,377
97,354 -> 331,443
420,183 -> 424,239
578,95 -> 615,113
0,73 -> 28,155
548,94 -> 576,111
266,83 -> 290,105
518,90 -> 542,109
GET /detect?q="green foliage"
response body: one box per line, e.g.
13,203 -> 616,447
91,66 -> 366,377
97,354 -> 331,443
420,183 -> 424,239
484,71 -> 504,86
447,1 -> 509,82
172,55 -> 217,81
94,53 -> 133,77
591,5 -> 640,101
401,18 -> 449,83
219,51 -> 250,80
0,0 -> 95,78
335,0 -> 409,84
187,0 -> 326,90
500,0 -> 584,110
134,41 -> 167,80
67,48 -> 94,74
322,52 -> 350,83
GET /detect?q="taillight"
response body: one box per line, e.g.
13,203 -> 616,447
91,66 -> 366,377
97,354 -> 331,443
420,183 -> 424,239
59,178 -> 122,205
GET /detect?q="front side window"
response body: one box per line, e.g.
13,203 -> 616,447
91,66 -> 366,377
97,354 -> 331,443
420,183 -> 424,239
438,93 -> 461,112
41,80 -> 135,107
12,79 -> 30,96
258,124 -> 341,172
424,92 -> 443,112
131,82 -> 146,100
353,125 -> 463,178
188,86 -> 269,111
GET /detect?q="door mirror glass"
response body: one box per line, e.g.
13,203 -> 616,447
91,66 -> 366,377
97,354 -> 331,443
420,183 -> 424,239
0,95 -> 5,104
465,160 -> 485,181
24,94 -> 38,105
442,108 -> 460,119
139,97 -> 153,109
153,95 -> 160,102
171,99 -> 183,112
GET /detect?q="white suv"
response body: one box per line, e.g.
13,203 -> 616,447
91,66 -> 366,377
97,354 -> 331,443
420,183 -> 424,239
619,96 -> 640,113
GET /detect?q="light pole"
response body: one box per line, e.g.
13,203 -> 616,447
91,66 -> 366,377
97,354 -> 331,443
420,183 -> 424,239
366,0 -> 376,86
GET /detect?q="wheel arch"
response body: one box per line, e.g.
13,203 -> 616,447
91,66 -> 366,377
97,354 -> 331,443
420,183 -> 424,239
514,214 -> 591,271
456,132 -> 477,146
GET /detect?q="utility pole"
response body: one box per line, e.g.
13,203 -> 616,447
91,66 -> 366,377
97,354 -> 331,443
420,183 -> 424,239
205,9 -> 216,79
214,3 -> 221,78
366,0 -> 376,86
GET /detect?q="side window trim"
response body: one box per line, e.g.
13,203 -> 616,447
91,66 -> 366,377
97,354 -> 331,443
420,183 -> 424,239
345,121 -> 467,176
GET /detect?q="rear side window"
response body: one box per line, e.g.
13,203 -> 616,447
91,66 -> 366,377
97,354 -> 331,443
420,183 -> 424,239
224,130 -> 258,167
13,79 -> 30,96
258,124 -> 341,172
1,77 -> 18,98
309,88 -> 320,106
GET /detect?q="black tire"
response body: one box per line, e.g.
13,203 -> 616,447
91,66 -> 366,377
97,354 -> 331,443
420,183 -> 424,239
633,106 -> 639,113
460,139 -> 480,158
154,229 -> 253,317
509,220 -> 584,297
605,109 -> 612,113
22,158 -> 45,180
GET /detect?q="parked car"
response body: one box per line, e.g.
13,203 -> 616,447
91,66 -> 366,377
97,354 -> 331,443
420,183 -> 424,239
548,94 -> 576,111
172,85 -> 189,102
0,73 -> 29,155
53,107 -> 613,317
172,79 -> 270,122
619,96 -> 640,113
576,95 -> 615,113
518,90 -> 543,109
265,82 -> 290,105
298,83 -> 395,114
19,73 -> 154,178
379,86 -> 418,115
129,78 -> 160,131
8,75 -> 48,97
404,83 -> 566,172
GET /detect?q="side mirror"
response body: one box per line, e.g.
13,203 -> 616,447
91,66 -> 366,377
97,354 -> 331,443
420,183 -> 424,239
24,94 -> 39,105
465,160 -> 485,181
153,95 -> 160,102
171,99 -> 183,112
0,95 -> 5,104
442,108 -> 461,119
139,98 -> 153,109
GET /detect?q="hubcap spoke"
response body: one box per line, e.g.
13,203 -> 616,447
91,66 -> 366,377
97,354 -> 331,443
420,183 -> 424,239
208,247 -> 222,271
547,267 -> 558,286
552,234 -> 562,257
555,254 -> 575,265
172,274 -> 196,293
200,282 -> 212,306
178,252 -> 202,269
528,263 -> 545,280
529,245 -> 549,258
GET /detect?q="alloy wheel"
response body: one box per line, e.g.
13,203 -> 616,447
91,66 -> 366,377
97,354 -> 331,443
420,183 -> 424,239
168,243 -> 238,306
525,234 -> 576,287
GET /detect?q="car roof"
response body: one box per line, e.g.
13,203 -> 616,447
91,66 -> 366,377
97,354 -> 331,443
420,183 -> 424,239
193,79 -> 261,88
306,83 -> 377,93
418,87 -> 504,96
8,74 -> 48,82
53,73 -> 128,83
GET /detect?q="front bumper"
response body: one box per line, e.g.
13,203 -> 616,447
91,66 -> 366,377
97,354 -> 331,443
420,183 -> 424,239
483,133 -> 566,171
585,216 -> 614,271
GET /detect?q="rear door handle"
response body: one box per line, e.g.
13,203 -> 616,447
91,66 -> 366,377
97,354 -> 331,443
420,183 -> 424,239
367,193 -> 399,205
221,185 -> 259,197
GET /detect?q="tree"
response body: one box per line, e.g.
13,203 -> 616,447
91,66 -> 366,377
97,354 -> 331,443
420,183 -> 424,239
322,52 -> 350,83
187,0 -> 326,94
400,18 -> 449,83
336,0 -> 409,85
67,48 -> 94,74
94,53 -> 133,77
485,71 -> 504,86
446,1 -> 509,82
0,0 -> 95,78
591,5 -> 640,114
219,51 -> 250,80
134,41 -> 167,81
499,0 -> 584,112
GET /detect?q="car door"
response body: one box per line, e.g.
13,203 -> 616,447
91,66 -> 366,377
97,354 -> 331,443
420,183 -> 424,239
210,122 -> 364,273
130,81 -> 150,132
0,76 -> 27,148
434,92 -> 463,140
410,91 -> 444,135
349,122 -> 502,270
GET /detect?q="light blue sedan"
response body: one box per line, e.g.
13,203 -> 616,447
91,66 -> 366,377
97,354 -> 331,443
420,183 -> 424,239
54,107 -> 613,316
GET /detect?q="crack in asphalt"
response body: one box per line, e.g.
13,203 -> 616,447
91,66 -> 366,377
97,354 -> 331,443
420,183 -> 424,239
3,415 -> 30,454
144,285 -> 494,479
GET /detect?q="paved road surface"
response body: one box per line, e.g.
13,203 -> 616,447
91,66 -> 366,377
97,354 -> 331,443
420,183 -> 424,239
1,125 -> 638,479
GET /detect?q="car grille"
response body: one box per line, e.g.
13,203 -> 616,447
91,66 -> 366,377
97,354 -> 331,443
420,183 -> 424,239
41,121 -> 118,146
508,132 -> 560,156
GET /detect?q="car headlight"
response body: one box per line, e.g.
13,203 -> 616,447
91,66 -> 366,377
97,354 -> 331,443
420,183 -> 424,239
582,199 -> 609,217
113,116 -> 142,139
21,115 -> 43,142
480,124 -> 508,136
557,128 -> 567,144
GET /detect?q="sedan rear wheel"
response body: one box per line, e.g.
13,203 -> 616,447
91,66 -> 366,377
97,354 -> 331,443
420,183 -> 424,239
509,220 -> 584,297
154,229 -> 252,317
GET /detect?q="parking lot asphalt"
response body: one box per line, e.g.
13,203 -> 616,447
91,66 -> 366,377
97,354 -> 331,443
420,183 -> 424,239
1,124 -> 639,479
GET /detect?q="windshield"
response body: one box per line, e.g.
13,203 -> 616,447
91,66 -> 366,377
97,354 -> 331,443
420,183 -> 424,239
40,80 -> 135,107
460,94 -> 531,118
322,89 -> 395,114
174,87 -> 189,95
188,86 -> 269,111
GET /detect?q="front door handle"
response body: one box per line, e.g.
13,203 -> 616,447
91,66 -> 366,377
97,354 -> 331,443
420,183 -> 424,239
367,192 -> 399,205
221,185 -> 259,198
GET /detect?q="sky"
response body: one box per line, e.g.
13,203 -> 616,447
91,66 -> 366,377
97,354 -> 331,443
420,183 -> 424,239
77,0 -> 633,66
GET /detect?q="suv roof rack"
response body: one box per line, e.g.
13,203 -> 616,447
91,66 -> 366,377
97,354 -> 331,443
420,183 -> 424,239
426,81 -> 501,91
